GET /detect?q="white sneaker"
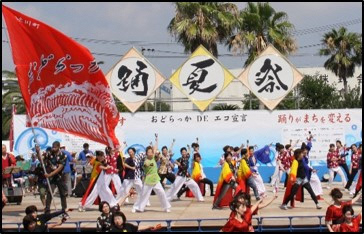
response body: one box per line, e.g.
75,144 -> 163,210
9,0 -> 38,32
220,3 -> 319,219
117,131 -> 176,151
316,204 -> 322,209
280,204 -> 288,210
165,209 -> 171,213
78,204 -> 84,212
146,202 -> 151,207
131,208 -> 136,213
326,186 -> 331,190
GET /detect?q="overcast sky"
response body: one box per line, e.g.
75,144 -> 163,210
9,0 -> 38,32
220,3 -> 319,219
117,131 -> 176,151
2,2 -> 362,77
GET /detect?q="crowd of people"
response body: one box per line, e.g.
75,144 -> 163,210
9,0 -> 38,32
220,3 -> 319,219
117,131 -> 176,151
1,131 -> 362,232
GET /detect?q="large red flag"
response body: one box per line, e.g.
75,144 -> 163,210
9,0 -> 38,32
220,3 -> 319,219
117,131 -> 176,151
3,5 -> 120,148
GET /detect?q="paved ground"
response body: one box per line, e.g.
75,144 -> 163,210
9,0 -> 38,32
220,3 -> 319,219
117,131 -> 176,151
2,182 -> 362,230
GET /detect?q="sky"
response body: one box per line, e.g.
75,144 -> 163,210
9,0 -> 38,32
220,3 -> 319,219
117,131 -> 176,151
1,2 -> 362,77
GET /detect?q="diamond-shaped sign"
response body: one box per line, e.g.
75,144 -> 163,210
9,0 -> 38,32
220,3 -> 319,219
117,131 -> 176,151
105,47 -> 165,113
237,44 -> 303,110
170,45 -> 235,111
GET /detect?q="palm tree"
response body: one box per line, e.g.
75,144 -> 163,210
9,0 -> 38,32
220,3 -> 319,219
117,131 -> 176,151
227,2 -> 296,66
2,71 -> 26,139
168,2 -> 238,57
319,27 -> 362,95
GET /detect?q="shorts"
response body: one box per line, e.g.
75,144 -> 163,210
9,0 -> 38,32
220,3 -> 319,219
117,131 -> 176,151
38,184 -> 47,199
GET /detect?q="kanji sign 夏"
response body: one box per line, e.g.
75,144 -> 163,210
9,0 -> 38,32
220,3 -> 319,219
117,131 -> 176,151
237,44 -> 303,110
169,45 -> 235,111
106,47 -> 165,112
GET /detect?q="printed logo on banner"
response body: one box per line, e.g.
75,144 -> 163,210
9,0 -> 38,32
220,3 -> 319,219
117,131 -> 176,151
237,44 -> 303,110
106,47 -> 165,112
170,45 -> 235,111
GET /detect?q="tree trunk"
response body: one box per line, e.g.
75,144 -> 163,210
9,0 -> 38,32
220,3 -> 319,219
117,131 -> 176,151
343,78 -> 348,95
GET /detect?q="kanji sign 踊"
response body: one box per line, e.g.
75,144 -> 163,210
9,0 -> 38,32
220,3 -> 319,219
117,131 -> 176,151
106,47 -> 165,112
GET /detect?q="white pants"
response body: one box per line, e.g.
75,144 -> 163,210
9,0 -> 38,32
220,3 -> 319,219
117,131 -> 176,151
270,163 -> 280,186
310,172 -> 323,196
272,169 -> 290,191
133,182 -> 170,212
166,176 -> 204,201
104,173 -> 122,201
83,171 -> 118,208
120,178 -> 150,205
252,172 -> 266,195
329,167 -> 347,187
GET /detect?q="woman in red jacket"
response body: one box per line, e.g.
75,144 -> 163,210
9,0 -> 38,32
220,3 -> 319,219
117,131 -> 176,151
339,205 -> 362,232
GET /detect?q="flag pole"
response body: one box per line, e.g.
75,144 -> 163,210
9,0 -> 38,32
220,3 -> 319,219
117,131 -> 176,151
29,119 -> 58,211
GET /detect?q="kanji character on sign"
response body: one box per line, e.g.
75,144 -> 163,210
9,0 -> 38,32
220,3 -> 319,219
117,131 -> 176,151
232,114 -> 239,122
328,113 -> 336,124
241,114 -> 247,122
116,60 -> 149,96
278,114 -> 287,124
182,58 -> 217,95
255,58 -> 288,93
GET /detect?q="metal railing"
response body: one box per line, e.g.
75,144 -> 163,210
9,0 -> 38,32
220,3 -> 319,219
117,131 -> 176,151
2,215 -> 362,232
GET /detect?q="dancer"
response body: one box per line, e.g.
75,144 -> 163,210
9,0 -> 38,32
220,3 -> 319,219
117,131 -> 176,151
104,147 -> 123,202
274,144 -> 291,192
79,150 -> 118,211
339,205 -> 362,232
345,144 -> 361,190
119,147 -> 150,206
281,149 -> 322,210
132,140 -> 171,213
213,152 -> 237,209
220,192 -> 263,232
301,144 -> 324,200
236,149 -> 260,201
325,188 -> 362,232
336,140 -> 350,181
327,144 -> 347,189
270,142 -> 283,188
229,192 -> 278,232
166,147 -> 204,201
185,153 -> 214,197
248,146 -> 266,197
158,139 -> 176,188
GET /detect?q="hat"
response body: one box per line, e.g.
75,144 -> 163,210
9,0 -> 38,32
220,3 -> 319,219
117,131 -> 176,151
86,153 -> 93,158
16,155 -> 25,161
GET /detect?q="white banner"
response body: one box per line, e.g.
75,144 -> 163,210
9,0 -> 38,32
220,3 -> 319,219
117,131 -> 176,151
14,109 -> 361,167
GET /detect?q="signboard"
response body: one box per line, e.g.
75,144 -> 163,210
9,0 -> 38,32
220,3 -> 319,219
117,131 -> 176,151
169,45 -> 235,111
14,109 -> 361,167
105,47 -> 165,112
237,44 -> 303,110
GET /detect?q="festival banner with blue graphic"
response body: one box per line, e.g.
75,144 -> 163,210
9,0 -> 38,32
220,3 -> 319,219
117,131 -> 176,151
14,109 -> 361,168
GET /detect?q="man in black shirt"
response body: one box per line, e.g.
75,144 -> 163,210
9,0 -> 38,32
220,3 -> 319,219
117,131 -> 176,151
166,147 -> 204,202
44,141 -> 67,214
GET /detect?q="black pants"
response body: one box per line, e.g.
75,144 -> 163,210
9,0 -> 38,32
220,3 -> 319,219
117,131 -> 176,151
334,163 -> 350,181
345,168 -> 359,189
45,179 -> 67,213
199,178 -> 214,196
159,173 -> 176,188
213,181 -> 237,207
283,180 -> 318,205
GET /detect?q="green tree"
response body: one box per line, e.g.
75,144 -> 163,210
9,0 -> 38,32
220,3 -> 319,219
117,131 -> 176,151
168,2 -> 238,57
155,101 -> 171,112
212,104 -> 239,110
298,74 -> 341,109
227,2 -> 296,66
319,27 -> 362,94
242,93 -> 260,110
337,86 -> 362,108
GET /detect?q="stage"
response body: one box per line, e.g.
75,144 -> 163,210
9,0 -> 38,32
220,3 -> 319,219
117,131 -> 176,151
2,182 -> 362,231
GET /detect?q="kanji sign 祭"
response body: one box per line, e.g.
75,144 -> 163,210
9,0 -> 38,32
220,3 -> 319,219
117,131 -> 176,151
237,44 -> 303,110
170,45 -> 235,111
106,47 -> 165,113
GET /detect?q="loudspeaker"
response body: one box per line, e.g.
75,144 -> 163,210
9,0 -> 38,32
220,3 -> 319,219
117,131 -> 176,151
4,187 -> 23,205
73,178 -> 90,197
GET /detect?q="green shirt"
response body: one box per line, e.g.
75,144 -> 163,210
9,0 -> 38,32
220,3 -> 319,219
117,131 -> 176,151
143,158 -> 160,186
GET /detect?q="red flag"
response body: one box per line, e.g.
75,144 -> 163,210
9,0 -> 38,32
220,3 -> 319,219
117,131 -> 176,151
9,104 -> 16,152
3,5 -> 120,148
